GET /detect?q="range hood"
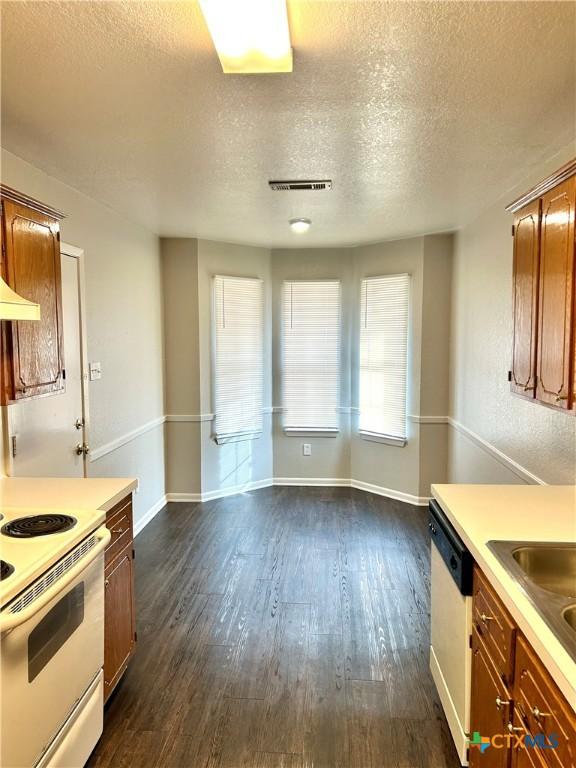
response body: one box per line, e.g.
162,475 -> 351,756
0,277 -> 40,320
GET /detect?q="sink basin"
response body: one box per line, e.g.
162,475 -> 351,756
488,541 -> 576,662
564,605 -> 576,631
512,545 -> 576,598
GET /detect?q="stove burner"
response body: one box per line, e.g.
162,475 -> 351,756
0,560 -> 14,580
1,514 -> 77,538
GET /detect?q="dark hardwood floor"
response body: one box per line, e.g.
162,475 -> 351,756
88,486 -> 460,768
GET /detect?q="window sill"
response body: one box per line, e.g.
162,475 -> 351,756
283,428 -> 339,438
214,431 -> 262,445
358,430 -> 406,447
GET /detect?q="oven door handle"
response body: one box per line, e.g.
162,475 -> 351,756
0,527 -> 111,633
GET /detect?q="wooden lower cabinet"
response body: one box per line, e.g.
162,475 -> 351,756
103,495 -> 136,702
471,565 -> 576,768
470,629 -> 512,768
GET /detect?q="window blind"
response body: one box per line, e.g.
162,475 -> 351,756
213,275 -> 264,443
359,274 -> 410,440
282,280 -> 341,431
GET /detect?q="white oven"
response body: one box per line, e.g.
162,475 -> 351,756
1,526 -> 110,768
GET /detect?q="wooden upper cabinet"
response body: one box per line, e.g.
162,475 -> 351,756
511,200 -> 541,397
536,176 -> 575,409
0,187 -> 65,404
507,159 -> 576,412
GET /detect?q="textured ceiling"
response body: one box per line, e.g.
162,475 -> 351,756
1,1 -> 575,247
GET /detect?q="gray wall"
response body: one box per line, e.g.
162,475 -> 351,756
0,149 -> 165,525
449,144 -> 576,485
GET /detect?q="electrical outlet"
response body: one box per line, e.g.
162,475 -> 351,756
302,443 -> 311,456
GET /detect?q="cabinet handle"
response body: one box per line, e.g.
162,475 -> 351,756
555,393 -> 568,402
531,706 -> 550,720
480,613 -> 494,623
112,527 -> 125,534
496,697 -> 510,710
105,578 -> 109,588
507,723 -> 523,734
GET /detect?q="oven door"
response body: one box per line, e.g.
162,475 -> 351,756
1,527 -> 110,768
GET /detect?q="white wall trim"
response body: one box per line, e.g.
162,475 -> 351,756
165,492 -> 203,502
89,415 -> 165,462
409,415 -> 450,424
166,478 -> 273,503
447,417 -> 546,485
165,413 -> 214,423
273,477 -> 351,487
163,477 -> 428,506
350,479 -> 429,506
134,494 -> 167,537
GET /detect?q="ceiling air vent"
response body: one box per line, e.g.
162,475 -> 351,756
268,179 -> 332,191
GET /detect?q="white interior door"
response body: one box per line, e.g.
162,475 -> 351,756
6,251 -> 87,477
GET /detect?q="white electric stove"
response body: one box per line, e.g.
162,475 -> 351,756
0,505 -> 110,768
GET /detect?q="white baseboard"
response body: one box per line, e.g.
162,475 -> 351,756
350,479 -> 430,506
273,477 -> 351,487
165,492 -> 203,503
134,494 -> 167,537
163,477 -> 429,507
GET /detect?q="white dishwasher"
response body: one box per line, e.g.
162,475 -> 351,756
429,498 -> 474,766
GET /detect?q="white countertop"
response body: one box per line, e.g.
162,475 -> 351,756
0,477 -> 138,513
431,483 -> 576,708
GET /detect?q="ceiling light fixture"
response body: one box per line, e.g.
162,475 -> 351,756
289,218 -> 311,234
198,0 -> 293,74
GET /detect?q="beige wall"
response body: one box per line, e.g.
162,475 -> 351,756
449,144 -> 576,485
271,248 -> 353,481
162,238 -> 274,497
0,149 -> 165,525
161,238 -> 201,496
198,240 -> 273,495
272,235 -> 453,499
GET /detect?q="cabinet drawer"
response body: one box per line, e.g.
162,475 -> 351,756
514,635 -> 576,768
473,566 -> 516,686
105,496 -> 133,567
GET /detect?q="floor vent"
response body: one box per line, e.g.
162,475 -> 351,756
268,179 -> 332,191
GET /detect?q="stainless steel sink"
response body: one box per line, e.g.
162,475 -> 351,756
511,545 -> 576,598
488,541 -> 576,661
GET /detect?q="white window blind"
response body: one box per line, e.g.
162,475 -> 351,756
213,275 -> 264,443
282,280 -> 341,431
359,274 -> 410,441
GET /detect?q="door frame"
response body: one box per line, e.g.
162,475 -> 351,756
60,241 -> 91,477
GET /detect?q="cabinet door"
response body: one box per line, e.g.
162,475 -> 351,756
1,199 -> 64,400
470,630 -> 512,768
104,544 -> 136,701
511,201 -> 541,397
509,718 -> 549,768
536,176 -> 576,409
514,635 -> 576,768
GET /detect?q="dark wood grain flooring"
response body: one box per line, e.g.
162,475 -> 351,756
87,487 -> 460,768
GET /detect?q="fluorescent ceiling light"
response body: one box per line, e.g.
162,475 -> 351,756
0,277 -> 40,320
199,0 -> 293,74
289,218 -> 311,234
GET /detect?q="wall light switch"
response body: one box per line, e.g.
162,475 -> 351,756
89,361 -> 102,381
303,443 -> 311,456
